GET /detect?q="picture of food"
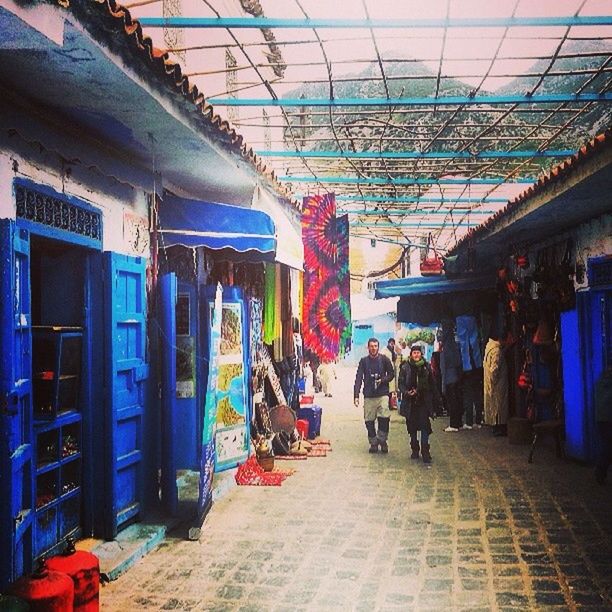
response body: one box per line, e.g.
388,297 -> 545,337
216,396 -> 245,427
220,306 -> 242,355
217,363 -> 242,392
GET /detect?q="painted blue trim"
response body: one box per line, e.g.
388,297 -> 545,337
138,16 -> 612,28
13,179 -> 103,250
281,176 -> 534,185
256,149 -> 574,159
210,93 -> 612,107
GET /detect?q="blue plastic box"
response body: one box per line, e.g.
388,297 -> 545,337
297,405 -> 322,439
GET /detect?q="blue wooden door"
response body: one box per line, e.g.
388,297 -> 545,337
0,220 -> 34,587
103,253 -> 149,538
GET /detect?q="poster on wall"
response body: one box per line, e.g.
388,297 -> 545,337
198,283 -> 222,519
214,301 -> 249,471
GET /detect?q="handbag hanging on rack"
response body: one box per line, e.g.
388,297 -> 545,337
420,233 -> 444,276
517,349 -> 533,391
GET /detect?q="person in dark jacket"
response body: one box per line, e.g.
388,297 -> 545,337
595,366 -> 612,485
440,324 -> 464,432
354,338 -> 396,454
398,345 -> 441,463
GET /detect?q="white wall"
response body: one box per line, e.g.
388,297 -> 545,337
574,212 -> 612,290
0,145 -> 149,258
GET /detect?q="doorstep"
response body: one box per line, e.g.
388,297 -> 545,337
77,467 -> 238,582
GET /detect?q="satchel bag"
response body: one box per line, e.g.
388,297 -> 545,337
420,233 -> 444,276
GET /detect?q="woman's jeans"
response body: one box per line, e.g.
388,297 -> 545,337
445,381 -> 463,428
463,369 -> 484,426
456,315 -> 482,371
410,430 -> 429,446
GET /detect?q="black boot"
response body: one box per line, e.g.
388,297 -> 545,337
422,443 -> 432,464
410,440 -> 420,460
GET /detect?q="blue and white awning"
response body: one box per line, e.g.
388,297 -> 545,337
159,194 -> 276,260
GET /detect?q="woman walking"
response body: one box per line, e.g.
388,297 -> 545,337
398,345 -> 441,463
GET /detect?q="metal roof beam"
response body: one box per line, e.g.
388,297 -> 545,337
138,16 -> 612,29
280,176 -> 535,185
211,93 -> 612,106
256,149 -> 574,159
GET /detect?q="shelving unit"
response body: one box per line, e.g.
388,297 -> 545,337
32,327 -> 83,557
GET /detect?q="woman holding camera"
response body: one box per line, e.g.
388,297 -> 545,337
398,345 -> 441,463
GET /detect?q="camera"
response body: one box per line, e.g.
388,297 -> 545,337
370,373 -> 381,390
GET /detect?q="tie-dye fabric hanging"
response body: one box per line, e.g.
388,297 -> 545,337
302,193 -> 351,362
336,214 -> 352,355
302,193 -> 337,273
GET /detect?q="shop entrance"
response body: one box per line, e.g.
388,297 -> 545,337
29,234 -> 91,560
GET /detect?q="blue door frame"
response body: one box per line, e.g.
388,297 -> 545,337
0,220 -> 34,588
175,282 -> 199,470
159,273 -> 178,516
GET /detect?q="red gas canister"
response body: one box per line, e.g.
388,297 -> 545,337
46,540 -> 100,612
8,562 -> 73,612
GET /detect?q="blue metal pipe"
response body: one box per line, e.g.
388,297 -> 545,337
257,149 -> 574,159
280,176 -> 534,185
308,194 -> 509,203
350,222 -> 474,227
210,93 -> 612,106
138,16 -> 612,29
342,209 -> 495,215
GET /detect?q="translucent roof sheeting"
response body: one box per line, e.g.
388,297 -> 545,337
131,0 -> 612,256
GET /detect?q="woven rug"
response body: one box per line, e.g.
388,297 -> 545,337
235,456 -> 294,486
275,454 -> 308,460
309,437 -> 331,445
307,448 -> 328,457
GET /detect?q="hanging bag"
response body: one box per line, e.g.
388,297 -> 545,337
557,239 -> 576,311
517,349 -> 533,391
420,233 -> 444,276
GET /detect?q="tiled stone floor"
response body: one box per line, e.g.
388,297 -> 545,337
102,365 -> 611,611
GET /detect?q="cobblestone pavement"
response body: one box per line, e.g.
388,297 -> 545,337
102,365 -> 612,611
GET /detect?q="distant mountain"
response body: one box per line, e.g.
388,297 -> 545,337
282,40 -> 611,159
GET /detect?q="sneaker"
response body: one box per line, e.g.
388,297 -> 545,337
462,424 -> 473,430
369,444 -> 379,454
472,423 -> 482,429
379,441 -> 389,453
444,426 -> 459,432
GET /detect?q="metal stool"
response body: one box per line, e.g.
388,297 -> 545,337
528,418 -> 565,463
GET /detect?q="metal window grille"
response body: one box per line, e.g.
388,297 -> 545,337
588,258 -> 612,288
15,185 -> 102,243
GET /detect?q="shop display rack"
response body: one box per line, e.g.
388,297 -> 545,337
32,327 -> 83,557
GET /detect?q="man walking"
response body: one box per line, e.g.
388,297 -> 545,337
354,338 -> 396,453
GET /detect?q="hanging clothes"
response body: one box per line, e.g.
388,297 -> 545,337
483,338 -> 509,426
263,263 -> 277,345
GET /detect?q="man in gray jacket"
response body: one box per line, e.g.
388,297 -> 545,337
354,338 -> 396,453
